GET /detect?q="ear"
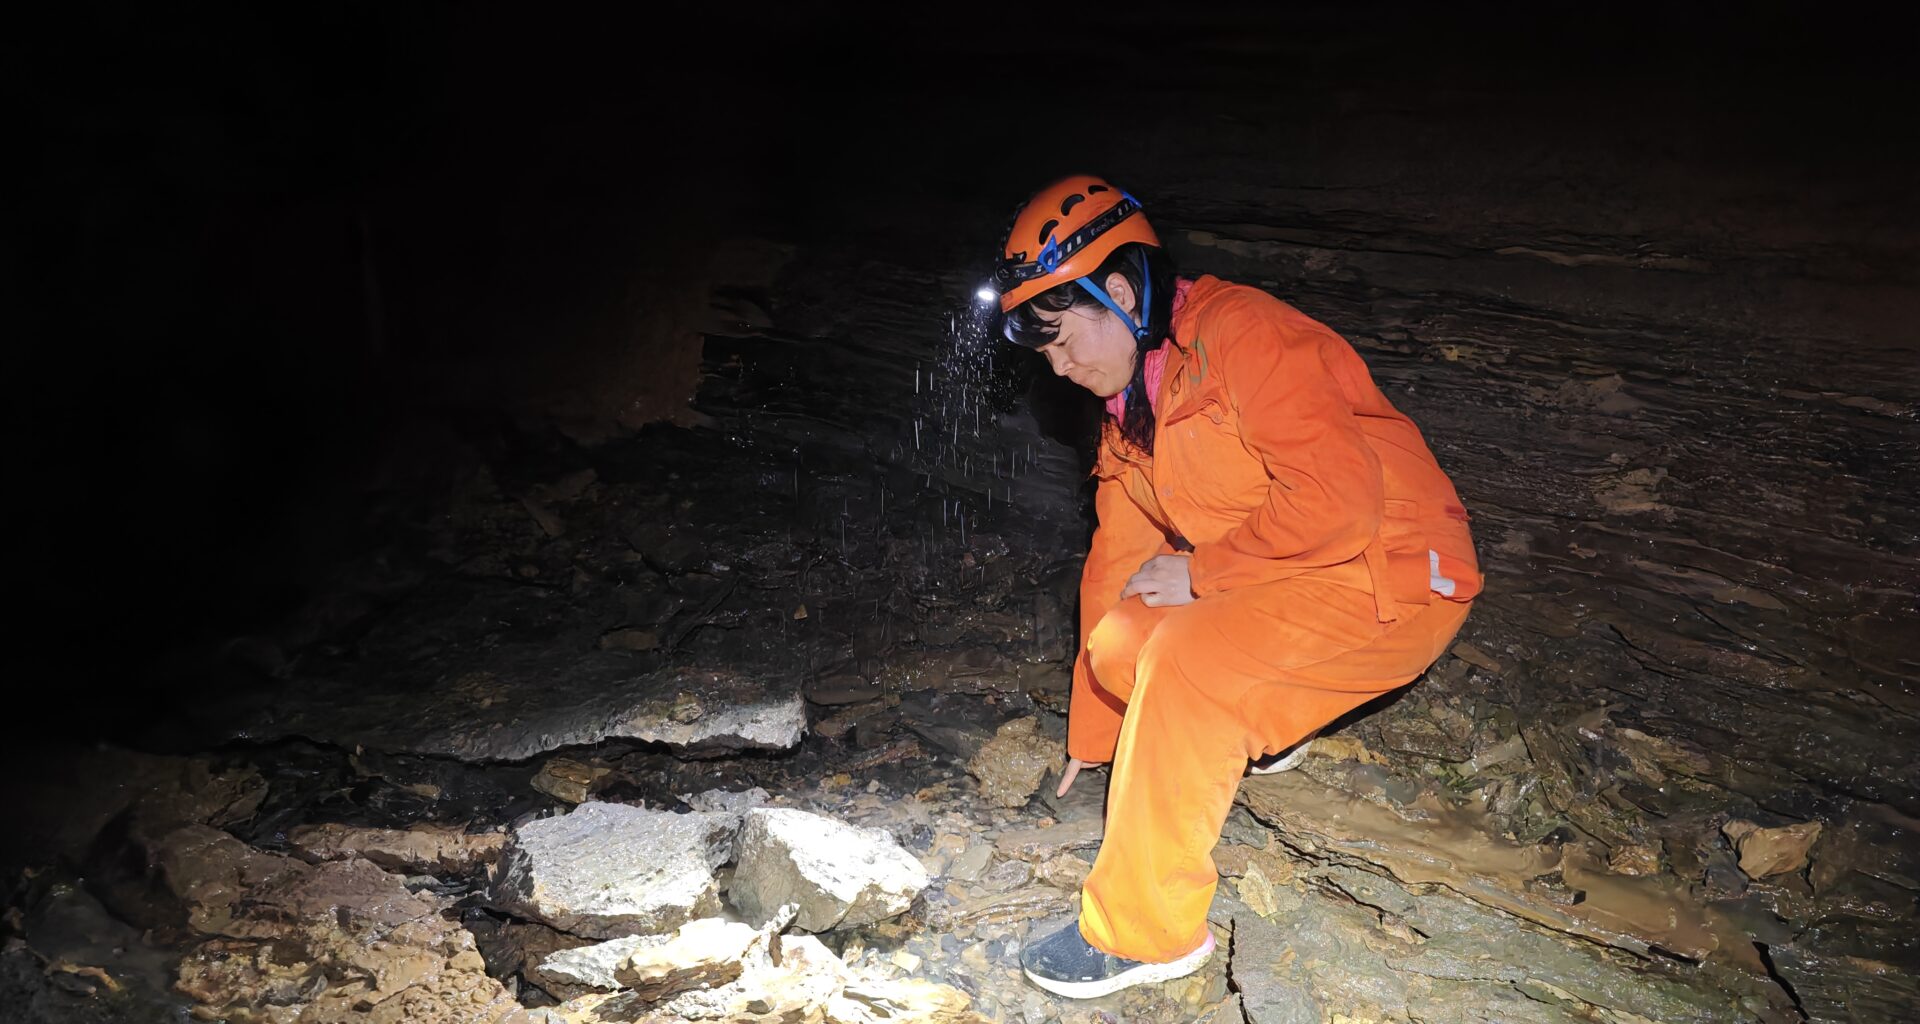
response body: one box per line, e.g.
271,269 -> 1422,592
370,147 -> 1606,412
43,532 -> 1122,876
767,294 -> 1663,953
1103,272 -> 1138,319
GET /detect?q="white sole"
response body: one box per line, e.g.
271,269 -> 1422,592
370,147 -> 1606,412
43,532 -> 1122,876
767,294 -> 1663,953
1023,931 -> 1216,999
1247,733 -> 1320,775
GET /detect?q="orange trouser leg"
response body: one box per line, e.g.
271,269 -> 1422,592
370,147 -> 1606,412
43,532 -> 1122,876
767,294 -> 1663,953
1077,579 -> 1470,963
1066,646 -> 1131,763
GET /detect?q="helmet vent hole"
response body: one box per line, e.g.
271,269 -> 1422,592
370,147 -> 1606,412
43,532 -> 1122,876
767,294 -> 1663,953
1037,219 -> 1059,246
1087,184 -> 1109,194
1060,193 -> 1085,216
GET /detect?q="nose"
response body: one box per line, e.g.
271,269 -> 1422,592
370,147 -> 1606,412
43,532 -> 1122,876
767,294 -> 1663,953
1042,346 -> 1071,376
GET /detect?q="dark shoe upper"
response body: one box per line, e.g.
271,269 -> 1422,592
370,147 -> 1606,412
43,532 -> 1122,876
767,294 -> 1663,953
1020,919 -> 1137,983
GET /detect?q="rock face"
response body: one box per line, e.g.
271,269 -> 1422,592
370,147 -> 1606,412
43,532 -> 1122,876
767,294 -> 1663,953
142,825 -> 527,1023
53,753 -> 267,925
236,619 -> 809,761
1233,770 -> 1803,1022
966,716 -> 1062,808
288,821 -> 505,876
490,802 -> 737,938
729,808 -> 929,932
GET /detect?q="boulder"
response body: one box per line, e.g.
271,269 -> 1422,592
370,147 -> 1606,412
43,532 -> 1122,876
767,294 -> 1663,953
491,802 -> 736,938
730,808 -> 929,932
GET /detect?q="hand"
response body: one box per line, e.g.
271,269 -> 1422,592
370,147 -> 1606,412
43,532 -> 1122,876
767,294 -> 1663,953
1119,554 -> 1196,607
1056,757 -> 1106,798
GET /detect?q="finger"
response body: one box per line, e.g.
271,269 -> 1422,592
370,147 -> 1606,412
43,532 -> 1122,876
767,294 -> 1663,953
1056,760 -> 1082,798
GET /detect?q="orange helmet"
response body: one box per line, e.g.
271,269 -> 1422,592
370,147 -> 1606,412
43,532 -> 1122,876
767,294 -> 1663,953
991,175 -> 1162,315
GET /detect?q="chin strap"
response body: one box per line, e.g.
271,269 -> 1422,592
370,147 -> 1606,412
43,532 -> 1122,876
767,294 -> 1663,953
1071,247 -> 1153,342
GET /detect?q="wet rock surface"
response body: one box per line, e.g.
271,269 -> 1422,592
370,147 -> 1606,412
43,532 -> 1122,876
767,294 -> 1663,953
967,718 -> 1063,809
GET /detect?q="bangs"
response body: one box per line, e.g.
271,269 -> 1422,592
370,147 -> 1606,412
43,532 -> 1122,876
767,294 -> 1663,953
1001,304 -> 1059,349
1000,287 -> 1079,349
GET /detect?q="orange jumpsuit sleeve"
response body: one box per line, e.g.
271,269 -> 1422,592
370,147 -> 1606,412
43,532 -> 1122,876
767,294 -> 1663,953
1185,300 -> 1384,596
1067,462 -> 1166,762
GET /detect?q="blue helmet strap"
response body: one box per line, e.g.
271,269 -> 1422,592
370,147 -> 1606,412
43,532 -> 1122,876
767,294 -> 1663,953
1071,249 -> 1154,343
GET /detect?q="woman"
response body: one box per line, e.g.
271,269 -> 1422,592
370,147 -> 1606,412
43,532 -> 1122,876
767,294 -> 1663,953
992,176 -> 1481,998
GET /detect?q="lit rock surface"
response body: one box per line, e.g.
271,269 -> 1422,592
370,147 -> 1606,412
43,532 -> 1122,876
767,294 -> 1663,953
288,821 -> 505,876
490,802 -> 736,939
143,825 -> 528,1023
533,934 -> 669,994
532,919 -> 986,1024
729,808 -> 929,932
1232,770 -> 1802,1022
612,917 -> 763,999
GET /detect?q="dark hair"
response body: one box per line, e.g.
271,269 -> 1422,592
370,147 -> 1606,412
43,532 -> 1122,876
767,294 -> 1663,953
1002,243 -> 1177,454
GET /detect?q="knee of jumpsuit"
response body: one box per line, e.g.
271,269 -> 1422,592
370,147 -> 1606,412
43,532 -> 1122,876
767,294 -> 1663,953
1128,610 -> 1270,763
1084,597 -> 1166,705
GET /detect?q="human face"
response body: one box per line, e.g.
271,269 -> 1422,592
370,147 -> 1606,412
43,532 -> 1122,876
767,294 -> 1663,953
1030,275 -> 1139,398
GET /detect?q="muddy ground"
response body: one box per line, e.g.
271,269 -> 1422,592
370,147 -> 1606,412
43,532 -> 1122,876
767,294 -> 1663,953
10,9 -> 1917,1024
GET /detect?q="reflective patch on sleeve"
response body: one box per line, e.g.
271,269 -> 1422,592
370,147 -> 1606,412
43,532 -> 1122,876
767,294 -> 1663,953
1429,549 -> 1458,597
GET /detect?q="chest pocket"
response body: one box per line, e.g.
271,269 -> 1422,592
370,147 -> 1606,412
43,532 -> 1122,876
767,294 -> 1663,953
1155,388 -> 1266,518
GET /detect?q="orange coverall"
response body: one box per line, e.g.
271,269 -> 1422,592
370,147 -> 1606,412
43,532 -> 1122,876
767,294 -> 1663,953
1071,275 -> 1481,963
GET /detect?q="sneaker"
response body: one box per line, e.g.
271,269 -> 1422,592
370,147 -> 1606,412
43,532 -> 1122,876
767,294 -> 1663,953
1248,730 -> 1321,775
1020,918 -> 1215,999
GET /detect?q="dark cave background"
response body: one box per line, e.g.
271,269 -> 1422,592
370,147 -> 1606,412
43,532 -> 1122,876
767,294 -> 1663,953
11,2 -> 1915,729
